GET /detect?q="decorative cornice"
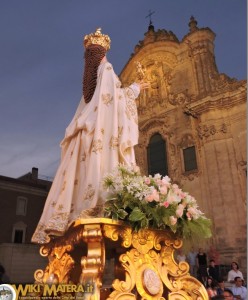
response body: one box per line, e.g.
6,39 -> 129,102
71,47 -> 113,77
139,118 -> 169,132
179,133 -> 195,148
181,170 -> 200,182
184,85 -> 246,115
197,123 -> 228,140
168,90 -> 195,106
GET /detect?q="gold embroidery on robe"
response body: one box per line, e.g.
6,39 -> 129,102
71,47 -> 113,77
77,204 -> 103,218
123,140 -> 133,155
58,204 -> 64,211
124,147 -> 132,155
51,201 -> 57,208
31,223 -> 50,244
31,213 -> 71,243
124,87 -> 135,100
125,108 -> 131,120
82,184 -> 95,202
102,93 -> 113,106
91,139 -> 103,153
46,212 -> 70,232
60,181 -> 66,194
118,126 -> 123,137
109,136 -> 119,149
116,81 -> 121,88
126,98 -> 138,124
80,153 -> 86,161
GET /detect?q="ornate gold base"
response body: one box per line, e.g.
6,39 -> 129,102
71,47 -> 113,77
34,218 -> 208,300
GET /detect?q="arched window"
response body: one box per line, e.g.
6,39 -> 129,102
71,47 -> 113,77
147,133 -> 168,176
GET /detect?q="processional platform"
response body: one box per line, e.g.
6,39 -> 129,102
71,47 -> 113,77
34,218 -> 208,300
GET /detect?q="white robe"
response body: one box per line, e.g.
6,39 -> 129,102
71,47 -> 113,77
32,61 -> 140,244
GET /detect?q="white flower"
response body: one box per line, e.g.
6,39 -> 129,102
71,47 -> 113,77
176,204 -> 185,218
161,175 -> 171,186
170,216 -> 177,225
154,173 -> 162,180
187,206 -> 203,220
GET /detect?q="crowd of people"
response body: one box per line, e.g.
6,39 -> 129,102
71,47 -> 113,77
176,247 -> 247,300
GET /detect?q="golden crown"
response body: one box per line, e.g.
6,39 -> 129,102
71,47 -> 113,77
84,28 -> 111,51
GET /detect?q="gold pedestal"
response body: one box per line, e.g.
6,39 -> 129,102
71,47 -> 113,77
34,218 -> 208,300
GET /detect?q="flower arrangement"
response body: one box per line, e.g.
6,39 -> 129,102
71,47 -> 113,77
103,164 -> 211,243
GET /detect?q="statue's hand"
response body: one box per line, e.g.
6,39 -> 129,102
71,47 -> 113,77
139,81 -> 150,91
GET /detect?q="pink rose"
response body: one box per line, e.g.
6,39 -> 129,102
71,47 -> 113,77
178,191 -> 186,198
159,185 -> 168,195
172,183 -> 179,190
167,194 -> 176,204
163,201 -> 169,208
187,206 -> 196,215
144,177 -> 151,185
145,194 -> 154,202
187,206 -> 202,219
186,212 -> 192,220
151,189 -> 160,202
145,189 -> 160,202
176,204 -> 184,218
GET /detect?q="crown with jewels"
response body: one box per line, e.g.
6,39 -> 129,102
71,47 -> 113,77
84,28 -> 111,51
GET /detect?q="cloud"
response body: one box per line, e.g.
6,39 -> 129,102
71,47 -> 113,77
0,133 -> 60,178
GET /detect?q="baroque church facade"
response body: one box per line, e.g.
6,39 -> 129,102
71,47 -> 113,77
120,17 -> 247,270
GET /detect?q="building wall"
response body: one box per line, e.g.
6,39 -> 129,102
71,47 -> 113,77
0,172 -> 51,243
0,243 -> 47,283
120,20 -> 247,276
0,168 -> 51,283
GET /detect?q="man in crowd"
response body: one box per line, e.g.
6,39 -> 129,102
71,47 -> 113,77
223,289 -> 234,300
231,277 -> 247,300
187,247 -> 197,277
208,259 -> 220,282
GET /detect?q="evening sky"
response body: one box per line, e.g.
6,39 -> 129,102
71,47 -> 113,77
0,0 -> 246,178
